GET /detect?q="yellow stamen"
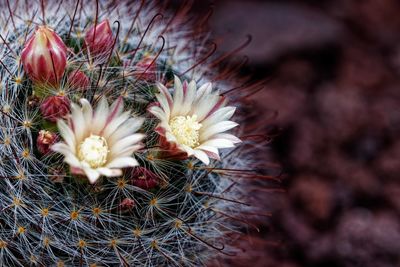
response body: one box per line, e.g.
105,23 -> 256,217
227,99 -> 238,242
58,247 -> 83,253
170,115 -> 202,148
78,135 -> 109,168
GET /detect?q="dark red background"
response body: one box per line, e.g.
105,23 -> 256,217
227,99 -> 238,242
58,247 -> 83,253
167,1 -> 400,266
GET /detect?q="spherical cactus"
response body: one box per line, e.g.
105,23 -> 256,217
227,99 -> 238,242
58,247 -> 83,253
0,1 -> 274,266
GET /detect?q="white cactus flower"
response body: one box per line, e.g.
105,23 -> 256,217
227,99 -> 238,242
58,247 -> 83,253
149,76 -> 241,164
52,97 -> 144,183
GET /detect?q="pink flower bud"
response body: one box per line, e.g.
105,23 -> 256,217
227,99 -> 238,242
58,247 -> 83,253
120,198 -> 135,210
40,95 -> 70,122
68,70 -> 90,90
84,20 -> 114,57
21,26 -> 67,86
127,167 -> 159,190
135,56 -> 157,81
37,130 -> 58,154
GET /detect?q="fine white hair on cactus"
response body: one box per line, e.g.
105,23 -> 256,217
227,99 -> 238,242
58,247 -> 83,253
0,0 -> 273,266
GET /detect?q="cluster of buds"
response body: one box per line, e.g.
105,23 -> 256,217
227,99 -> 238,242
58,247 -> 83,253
21,21 -> 164,187
21,21 -> 114,88
21,22 -> 157,92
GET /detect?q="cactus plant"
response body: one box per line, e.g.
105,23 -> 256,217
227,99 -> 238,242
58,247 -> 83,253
0,0 -> 274,266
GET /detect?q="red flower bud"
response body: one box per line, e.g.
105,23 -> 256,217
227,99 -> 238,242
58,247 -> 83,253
120,198 -> 135,210
68,70 -> 90,90
84,20 -> 114,58
40,95 -> 70,122
21,26 -> 67,86
135,56 -> 157,82
127,167 -> 159,190
37,130 -> 58,154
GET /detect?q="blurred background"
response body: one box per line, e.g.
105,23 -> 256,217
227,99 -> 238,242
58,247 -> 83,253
167,1 -> 400,266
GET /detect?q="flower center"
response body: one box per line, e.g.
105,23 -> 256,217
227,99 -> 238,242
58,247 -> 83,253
78,134 -> 109,168
170,115 -> 202,148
